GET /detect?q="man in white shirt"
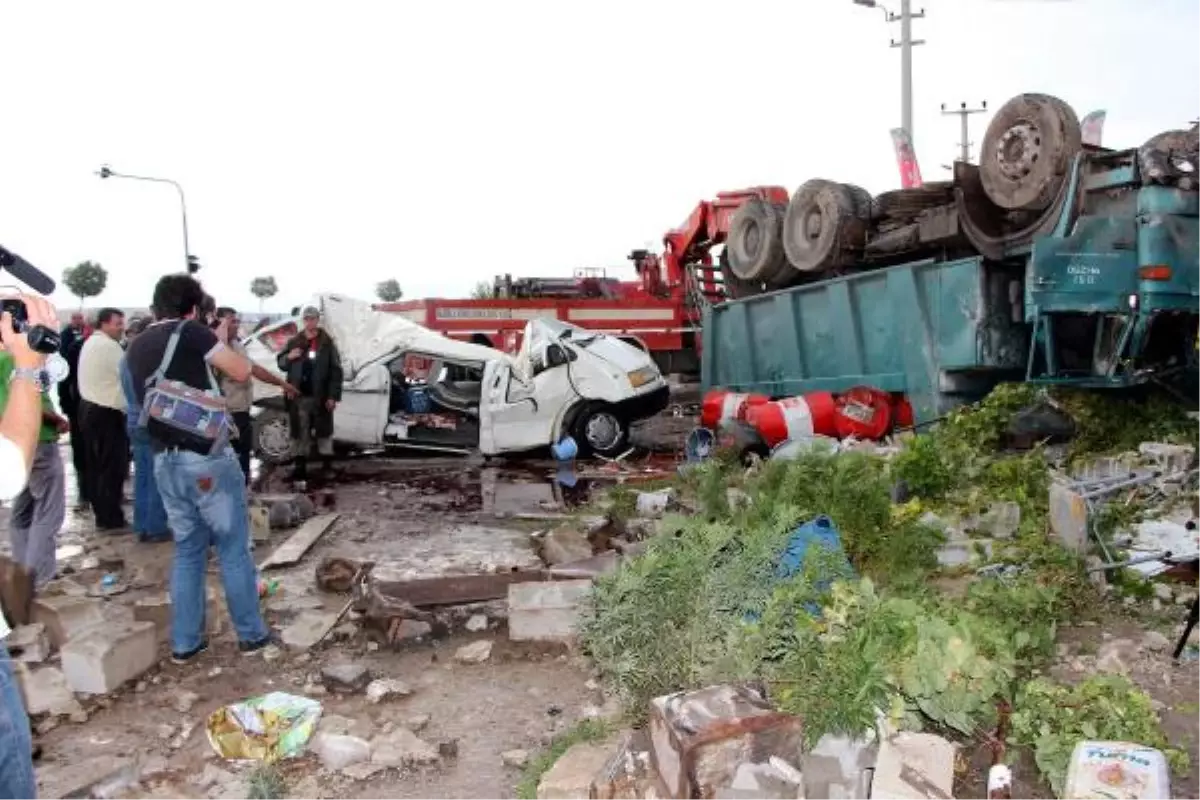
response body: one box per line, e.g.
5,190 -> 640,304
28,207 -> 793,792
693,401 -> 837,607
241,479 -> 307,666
0,291 -> 59,800
76,307 -> 129,531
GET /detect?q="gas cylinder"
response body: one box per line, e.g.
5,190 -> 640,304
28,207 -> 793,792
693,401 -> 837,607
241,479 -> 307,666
834,386 -> 894,440
700,389 -> 768,431
744,392 -> 838,448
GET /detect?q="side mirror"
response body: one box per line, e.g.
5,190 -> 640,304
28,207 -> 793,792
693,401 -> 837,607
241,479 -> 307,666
546,344 -> 569,368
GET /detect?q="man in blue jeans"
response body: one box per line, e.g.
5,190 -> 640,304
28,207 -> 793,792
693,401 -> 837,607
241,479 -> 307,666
125,274 -> 272,663
119,322 -> 170,542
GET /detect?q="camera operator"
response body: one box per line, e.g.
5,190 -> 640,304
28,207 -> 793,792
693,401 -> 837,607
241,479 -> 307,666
0,291 -> 58,800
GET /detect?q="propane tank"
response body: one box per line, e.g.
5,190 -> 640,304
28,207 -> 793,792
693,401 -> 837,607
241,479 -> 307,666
744,393 -> 838,448
834,386 -> 894,440
700,389 -> 768,431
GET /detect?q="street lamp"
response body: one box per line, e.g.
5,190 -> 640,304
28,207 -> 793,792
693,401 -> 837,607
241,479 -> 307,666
96,165 -> 192,273
852,0 -> 926,151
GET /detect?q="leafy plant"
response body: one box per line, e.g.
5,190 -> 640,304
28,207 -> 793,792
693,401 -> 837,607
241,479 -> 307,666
62,261 -> 107,308
375,278 -> 403,303
469,280 -> 494,300
249,276 -> 279,312
245,764 -> 287,799
1011,676 -> 1190,795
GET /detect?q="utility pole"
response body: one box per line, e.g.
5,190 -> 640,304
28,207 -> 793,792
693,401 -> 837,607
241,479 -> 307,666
852,0 -> 926,150
941,101 -> 988,164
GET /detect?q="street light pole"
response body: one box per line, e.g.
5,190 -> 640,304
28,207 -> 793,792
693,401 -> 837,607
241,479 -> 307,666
96,165 -> 191,272
852,0 -> 926,150
941,101 -> 989,164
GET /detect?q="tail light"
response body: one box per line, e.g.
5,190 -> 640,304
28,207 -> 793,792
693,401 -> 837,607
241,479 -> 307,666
1138,265 -> 1172,281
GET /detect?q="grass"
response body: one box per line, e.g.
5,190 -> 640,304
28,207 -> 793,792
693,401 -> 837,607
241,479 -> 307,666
245,764 -> 288,800
575,382 -> 1193,789
515,719 -> 615,800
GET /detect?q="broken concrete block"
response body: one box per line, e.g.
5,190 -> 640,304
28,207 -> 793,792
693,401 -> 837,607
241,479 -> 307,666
591,730 -> 662,800
649,684 -> 803,799
541,527 -> 593,566
935,539 -> 994,568
311,732 -> 371,771
366,678 -> 412,704
5,623 -> 51,663
249,506 -> 272,543
965,501 -> 1021,539
13,663 -> 83,716
31,595 -> 104,648
1049,482 -> 1090,553
538,740 -> 617,799
281,611 -> 341,650
716,760 -> 803,799
635,489 -> 675,519
547,552 -> 621,581
1138,441 -> 1196,474
465,614 -> 489,632
502,749 -> 530,768
61,620 -> 158,695
133,594 -> 173,643
800,732 -> 878,799
454,640 -> 493,664
508,580 -> 592,643
321,661 -> 372,693
871,732 -> 955,800
370,727 -> 440,767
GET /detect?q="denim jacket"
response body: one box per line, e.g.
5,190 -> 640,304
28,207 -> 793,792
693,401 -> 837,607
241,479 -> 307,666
119,356 -> 149,444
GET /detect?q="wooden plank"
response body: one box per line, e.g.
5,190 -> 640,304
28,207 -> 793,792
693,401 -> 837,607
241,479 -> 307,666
259,513 -> 340,570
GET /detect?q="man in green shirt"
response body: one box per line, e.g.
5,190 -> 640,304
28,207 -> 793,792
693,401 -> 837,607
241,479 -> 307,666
0,350 -> 69,586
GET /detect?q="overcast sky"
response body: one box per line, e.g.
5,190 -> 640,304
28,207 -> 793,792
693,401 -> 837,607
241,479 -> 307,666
1,0 -> 1196,314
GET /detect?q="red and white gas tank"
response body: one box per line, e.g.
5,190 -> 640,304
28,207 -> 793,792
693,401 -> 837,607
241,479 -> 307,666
744,393 -> 838,448
700,389 -> 769,431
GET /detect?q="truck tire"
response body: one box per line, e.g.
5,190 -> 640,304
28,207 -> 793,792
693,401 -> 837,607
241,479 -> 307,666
718,249 -> 768,300
571,403 -> 629,458
979,93 -> 1081,211
726,197 -> 789,284
782,179 -> 868,274
253,408 -> 294,465
844,183 -> 874,221
871,182 -> 955,221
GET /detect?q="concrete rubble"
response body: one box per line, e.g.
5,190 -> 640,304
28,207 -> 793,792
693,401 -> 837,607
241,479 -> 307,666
13,663 -> 84,717
370,726 -> 441,767
5,623 -> 51,663
61,619 -> 158,695
871,731 -> 956,800
366,677 -> 412,703
508,579 -> 592,643
455,639 -> 493,664
538,740 -> 620,800
801,732 -> 879,799
311,731 -> 372,770
31,595 -> 104,648
321,661 -> 372,693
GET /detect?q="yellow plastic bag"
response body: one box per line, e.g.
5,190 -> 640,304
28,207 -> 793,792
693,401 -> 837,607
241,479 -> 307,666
205,691 -> 323,762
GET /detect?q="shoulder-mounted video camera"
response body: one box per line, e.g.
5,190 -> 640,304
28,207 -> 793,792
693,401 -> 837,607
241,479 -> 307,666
0,245 -> 62,354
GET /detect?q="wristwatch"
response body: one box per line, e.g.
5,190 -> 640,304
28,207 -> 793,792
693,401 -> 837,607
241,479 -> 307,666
9,366 -> 48,391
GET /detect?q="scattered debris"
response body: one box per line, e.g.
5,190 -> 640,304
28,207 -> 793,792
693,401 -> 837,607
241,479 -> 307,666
321,661 -> 372,693
591,730 -> 662,800
509,580 -> 592,643
871,731 -> 956,800
366,678 -> 412,704
311,731 -> 372,771
649,684 -> 803,799
801,733 -> 878,799
540,526 -> 594,566
60,620 -> 158,695
537,740 -> 618,800
454,640 -> 493,664
173,689 -> 202,714
281,611 -> 344,650
402,713 -> 432,733
5,623 -> 50,663
465,613 -> 489,632
635,489 -> 675,518
205,692 -> 323,761
259,513 -> 340,570
501,749 -> 530,769
14,663 -> 83,716
370,727 -> 440,767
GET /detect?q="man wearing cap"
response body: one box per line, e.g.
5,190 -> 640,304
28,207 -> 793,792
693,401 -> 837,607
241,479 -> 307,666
277,306 -> 342,486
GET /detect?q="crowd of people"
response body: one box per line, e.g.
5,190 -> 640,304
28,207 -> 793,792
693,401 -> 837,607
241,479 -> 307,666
0,273 -> 345,798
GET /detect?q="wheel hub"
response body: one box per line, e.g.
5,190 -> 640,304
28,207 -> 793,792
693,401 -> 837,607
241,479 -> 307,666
804,209 -> 822,240
585,413 -> 621,452
995,122 -> 1043,180
259,418 -> 292,460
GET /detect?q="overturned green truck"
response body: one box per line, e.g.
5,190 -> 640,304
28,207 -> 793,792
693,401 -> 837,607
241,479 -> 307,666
701,94 -> 1199,424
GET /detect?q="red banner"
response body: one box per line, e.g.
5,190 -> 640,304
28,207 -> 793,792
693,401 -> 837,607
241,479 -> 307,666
890,128 -> 923,189
1081,110 -> 1106,147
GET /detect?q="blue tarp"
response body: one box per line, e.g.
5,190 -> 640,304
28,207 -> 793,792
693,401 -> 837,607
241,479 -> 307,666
774,515 -> 855,616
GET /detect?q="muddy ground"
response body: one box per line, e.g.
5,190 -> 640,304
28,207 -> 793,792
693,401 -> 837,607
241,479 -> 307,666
2,397 -> 1198,799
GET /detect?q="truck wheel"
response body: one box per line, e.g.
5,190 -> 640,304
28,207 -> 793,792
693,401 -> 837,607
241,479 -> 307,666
572,404 -> 629,458
979,93 -> 1081,211
718,249 -> 768,299
726,197 -> 789,284
782,179 -> 868,274
253,408 -> 294,465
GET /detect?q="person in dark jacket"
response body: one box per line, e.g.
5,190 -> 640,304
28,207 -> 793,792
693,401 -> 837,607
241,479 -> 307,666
276,306 -> 342,485
57,312 -> 90,508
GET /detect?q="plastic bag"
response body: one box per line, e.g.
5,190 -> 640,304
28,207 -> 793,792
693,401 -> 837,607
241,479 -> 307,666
205,691 -> 323,762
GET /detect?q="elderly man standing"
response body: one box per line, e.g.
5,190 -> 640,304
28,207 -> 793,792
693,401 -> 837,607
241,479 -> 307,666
77,307 -> 129,531
277,306 -> 342,487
